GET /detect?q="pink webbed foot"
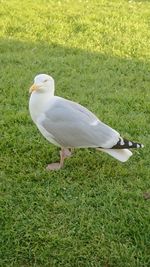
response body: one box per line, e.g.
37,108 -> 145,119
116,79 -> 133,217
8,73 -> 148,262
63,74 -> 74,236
46,148 -> 73,171
46,163 -> 62,171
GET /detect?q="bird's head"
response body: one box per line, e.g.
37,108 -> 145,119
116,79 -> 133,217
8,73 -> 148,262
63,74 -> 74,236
29,74 -> 55,94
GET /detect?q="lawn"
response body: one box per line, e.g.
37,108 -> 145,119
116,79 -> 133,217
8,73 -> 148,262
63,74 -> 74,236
0,0 -> 150,266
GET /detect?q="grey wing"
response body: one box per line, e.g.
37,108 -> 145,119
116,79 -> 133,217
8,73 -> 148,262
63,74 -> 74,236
38,97 -> 120,148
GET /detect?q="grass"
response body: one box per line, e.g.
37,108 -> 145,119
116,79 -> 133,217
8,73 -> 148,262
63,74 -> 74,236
0,0 -> 150,266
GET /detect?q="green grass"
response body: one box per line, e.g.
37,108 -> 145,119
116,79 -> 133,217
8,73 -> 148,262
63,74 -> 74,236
0,0 -> 150,266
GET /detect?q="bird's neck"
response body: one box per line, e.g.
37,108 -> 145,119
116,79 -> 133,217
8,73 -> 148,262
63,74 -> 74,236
29,91 -> 54,123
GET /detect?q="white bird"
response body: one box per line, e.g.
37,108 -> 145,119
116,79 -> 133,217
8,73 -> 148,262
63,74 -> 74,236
29,74 -> 144,170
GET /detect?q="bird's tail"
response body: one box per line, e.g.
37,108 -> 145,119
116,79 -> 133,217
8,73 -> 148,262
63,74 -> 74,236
97,138 -> 144,162
97,148 -> 132,162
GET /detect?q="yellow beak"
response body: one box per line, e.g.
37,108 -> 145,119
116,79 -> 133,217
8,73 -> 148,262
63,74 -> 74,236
29,83 -> 38,93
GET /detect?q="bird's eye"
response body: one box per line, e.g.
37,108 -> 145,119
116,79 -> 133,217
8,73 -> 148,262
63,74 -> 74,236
43,79 -> 48,82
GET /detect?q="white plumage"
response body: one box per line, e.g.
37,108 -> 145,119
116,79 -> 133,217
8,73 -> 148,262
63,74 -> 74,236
29,74 -> 143,170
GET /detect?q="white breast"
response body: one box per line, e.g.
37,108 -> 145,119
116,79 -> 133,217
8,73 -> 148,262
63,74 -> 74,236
29,91 -> 50,123
29,91 -> 60,146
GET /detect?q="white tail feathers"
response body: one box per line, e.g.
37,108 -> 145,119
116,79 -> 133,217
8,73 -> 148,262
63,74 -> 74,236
97,148 -> 133,162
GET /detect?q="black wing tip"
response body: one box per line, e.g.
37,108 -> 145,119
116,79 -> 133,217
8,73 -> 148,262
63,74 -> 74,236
111,138 -> 144,149
140,143 -> 144,148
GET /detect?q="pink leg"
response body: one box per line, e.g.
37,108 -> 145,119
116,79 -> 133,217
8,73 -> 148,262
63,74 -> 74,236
46,148 -> 72,171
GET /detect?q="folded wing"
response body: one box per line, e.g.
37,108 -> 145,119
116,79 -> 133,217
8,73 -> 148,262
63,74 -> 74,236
37,96 -> 121,149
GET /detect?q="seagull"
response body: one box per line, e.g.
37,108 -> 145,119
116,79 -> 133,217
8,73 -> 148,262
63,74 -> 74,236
29,74 -> 144,170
